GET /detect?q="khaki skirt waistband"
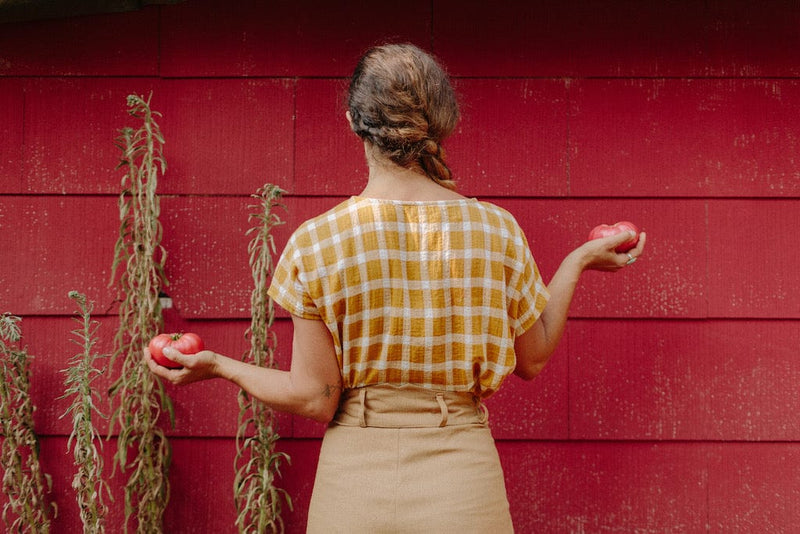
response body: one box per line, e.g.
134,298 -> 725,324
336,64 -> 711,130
333,384 -> 489,428
309,384 -> 513,532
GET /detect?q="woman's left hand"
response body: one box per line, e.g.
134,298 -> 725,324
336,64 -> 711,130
144,346 -> 221,386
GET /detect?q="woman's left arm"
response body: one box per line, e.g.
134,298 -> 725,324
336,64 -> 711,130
146,314 -> 342,423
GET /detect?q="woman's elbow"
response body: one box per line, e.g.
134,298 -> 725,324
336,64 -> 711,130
301,392 -> 340,424
306,404 -> 337,424
513,325 -> 555,382
513,350 -> 553,381
513,361 -> 546,381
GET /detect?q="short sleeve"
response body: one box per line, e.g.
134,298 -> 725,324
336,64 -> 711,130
508,233 -> 550,336
267,233 -> 322,320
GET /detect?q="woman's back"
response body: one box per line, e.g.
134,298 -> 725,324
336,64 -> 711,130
268,195 -> 549,398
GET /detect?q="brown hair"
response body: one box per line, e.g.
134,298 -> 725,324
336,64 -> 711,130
348,43 -> 459,190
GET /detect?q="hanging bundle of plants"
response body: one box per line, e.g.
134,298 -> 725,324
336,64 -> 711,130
233,184 -> 292,533
60,291 -> 112,533
108,93 -> 173,533
0,313 -> 54,532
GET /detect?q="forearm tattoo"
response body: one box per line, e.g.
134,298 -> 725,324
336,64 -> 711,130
322,383 -> 342,398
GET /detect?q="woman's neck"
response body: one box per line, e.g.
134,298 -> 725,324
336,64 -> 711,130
359,148 -> 464,201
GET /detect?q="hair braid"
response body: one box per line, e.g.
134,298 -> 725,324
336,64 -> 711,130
419,139 -> 456,190
348,43 -> 459,189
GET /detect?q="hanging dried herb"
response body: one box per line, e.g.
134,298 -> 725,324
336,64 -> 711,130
0,313 -> 54,532
60,291 -> 112,533
233,184 -> 292,533
108,93 -> 172,533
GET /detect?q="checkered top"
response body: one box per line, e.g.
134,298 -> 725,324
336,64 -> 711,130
267,196 -> 549,398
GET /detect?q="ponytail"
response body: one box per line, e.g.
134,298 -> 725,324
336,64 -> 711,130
419,139 -> 456,190
348,43 -> 459,189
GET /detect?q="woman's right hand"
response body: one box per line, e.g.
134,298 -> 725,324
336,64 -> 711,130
515,229 -> 647,379
570,230 -> 647,273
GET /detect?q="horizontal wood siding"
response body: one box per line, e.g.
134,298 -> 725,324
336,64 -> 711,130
1,1 -> 798,532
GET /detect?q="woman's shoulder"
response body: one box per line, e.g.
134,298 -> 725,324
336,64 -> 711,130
296,197 -> 360,229
286,197 -> 360,246
471,200 -> 522,228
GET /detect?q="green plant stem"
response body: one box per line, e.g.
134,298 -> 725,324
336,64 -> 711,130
0,313 -> 54,532
108,93 -> 172,534
61,291 -> 111,533
234,185 -> 291,533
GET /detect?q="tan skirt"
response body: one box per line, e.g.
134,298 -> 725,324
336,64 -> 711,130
306,385 -> 514,533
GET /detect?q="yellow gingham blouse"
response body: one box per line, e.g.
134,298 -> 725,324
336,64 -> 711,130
267,196 -> 549,398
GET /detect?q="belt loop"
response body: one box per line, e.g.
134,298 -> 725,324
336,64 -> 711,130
358,388 -> 367,427
477,401 -> 489,424
435,393 -> 448,427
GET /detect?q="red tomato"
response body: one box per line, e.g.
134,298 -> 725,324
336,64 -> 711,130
148,332 -> 204,369
588,221 -> 640,253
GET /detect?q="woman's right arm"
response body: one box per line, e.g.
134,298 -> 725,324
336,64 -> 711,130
514,230 -> 647,380
145,314 -> 342,423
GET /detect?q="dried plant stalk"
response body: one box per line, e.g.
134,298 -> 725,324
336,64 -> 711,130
0,313 -> 54,532
234,184 -> 291,533
108,93 -> 172,533
60,291 -> 111,533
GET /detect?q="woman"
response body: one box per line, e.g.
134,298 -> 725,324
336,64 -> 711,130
146,43 -> 646,532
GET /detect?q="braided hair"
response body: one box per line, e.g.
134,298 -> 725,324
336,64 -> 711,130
348,43 -> 459,190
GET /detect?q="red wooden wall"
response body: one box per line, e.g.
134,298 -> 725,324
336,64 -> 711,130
2,1 -> 799,532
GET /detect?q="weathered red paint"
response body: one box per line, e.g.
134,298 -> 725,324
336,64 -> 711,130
435,0 -> 800,78
158,78 -> 296,195
2,1 -> 799,532
708,443 -> 800,531
159,0 -> 431,77
0,8 -> 159,76
570,79 -> 800,197
0,79 -> 24,193
449,79 -> 569,197
22,77 -> 160,195
499,440 -> 711,532
0,196 -> 119,315
708,200 -> 800,318
294,79 -> 367,195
